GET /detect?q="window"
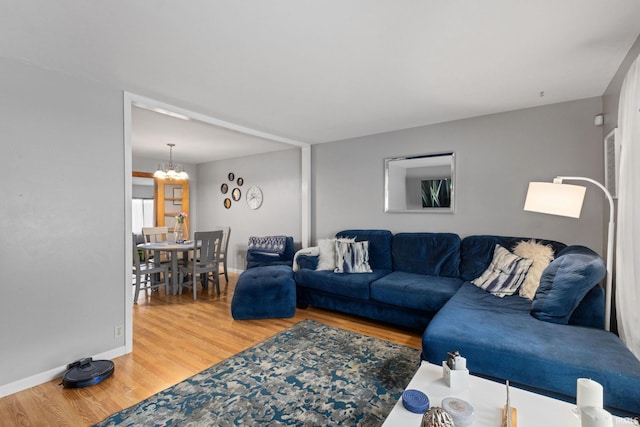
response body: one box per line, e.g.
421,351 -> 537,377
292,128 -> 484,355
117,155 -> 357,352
132,198 -> 154,233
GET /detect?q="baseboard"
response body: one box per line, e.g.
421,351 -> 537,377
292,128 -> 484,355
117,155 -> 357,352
0,345 -> 127,398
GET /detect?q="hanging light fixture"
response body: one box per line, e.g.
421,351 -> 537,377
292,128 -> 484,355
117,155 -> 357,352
154,143 -> 189,180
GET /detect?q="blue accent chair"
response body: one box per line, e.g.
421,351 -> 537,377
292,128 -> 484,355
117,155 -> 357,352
231,236 -> 296,320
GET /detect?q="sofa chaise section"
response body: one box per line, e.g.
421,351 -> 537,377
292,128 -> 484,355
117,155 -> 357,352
422,241 -> 640,414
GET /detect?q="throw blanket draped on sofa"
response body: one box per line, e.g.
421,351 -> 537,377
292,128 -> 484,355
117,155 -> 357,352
248,235 -> 287,256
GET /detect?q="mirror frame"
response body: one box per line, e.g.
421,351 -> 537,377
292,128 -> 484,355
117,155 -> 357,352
384,152 -> 456,213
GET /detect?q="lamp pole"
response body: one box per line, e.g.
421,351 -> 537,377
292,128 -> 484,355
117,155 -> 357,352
555,176 -> 615,331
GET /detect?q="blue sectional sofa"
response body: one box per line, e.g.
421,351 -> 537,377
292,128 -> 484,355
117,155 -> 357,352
293,229 -> 640,414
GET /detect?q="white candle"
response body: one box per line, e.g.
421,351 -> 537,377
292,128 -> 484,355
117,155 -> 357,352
580,406 -> 613,427
576,378 -> 603,409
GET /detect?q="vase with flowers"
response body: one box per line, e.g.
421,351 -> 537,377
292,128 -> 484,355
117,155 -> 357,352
174,212 -> 188,243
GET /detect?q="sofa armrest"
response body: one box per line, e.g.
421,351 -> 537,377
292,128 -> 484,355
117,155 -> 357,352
296,254 -> 319,271
569,285 -> 605,329
531,245 -> 606,327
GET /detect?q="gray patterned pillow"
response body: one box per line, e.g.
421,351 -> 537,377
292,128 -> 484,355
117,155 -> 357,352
334,241 -> 373,273
472,244 -> 533,297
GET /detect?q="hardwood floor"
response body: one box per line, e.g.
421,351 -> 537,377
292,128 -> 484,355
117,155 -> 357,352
0,273 -> 422,426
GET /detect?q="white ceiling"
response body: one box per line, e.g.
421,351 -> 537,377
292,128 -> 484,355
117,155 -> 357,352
2,1 -> 640,164
132,106 -> 297,164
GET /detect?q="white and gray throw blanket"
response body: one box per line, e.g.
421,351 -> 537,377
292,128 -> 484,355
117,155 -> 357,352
248,235 -> 287,255
293,246 -> 320,271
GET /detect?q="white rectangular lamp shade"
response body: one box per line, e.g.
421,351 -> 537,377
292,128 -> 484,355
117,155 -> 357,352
524,182 -> 587,218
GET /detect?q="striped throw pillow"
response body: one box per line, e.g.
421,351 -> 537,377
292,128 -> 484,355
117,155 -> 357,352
472,244 -> 533,297
334,241 -> 373,273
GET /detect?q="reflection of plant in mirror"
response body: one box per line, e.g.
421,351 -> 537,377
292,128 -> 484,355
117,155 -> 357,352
421,179 -> 451,208
384,151 -> 455,213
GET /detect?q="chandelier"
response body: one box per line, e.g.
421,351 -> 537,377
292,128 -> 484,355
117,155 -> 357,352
154,143 -> 188,180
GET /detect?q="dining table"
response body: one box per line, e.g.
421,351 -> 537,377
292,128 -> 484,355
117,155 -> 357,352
137,240 -> 196,295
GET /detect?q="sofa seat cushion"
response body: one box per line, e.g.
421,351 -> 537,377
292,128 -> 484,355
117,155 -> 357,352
294,269 -> 390,299
422,283 -> 640,413
371,271 -> 463,312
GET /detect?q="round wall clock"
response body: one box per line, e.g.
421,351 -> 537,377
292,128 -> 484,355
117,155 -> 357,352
224,198 -> 231,209
221,183 -> 228,194
232,188 -> 241,201
246,186 -> 263,210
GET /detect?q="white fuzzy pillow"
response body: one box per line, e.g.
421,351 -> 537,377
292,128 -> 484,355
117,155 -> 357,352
513,239 -> 555,299
315,237 -> 356,271
316,239 -> 337,270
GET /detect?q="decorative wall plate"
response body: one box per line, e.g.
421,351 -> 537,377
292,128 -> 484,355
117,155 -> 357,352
221,183 -> 228,194
224,198 -> 231,209
237,177 -> 244,186
228,172 -> 235,181
232,188 -> 241,201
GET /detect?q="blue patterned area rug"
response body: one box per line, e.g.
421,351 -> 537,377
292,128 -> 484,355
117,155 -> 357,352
94,319 -> 420,426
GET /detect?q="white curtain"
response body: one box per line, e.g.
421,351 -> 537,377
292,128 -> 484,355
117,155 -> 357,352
616,53 -> 640,358
131,199 -> 155,234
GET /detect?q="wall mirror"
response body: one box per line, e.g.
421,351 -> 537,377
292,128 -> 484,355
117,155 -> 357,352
384,152 -> 455,213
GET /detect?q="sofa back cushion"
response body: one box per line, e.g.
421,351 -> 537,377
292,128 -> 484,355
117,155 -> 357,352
391,232 -> 461,277
336,229 -> 393,271
531,245 -> 606,325
460,235 -> 566,282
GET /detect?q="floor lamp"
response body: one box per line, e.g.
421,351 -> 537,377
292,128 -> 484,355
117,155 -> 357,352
524,176 -> 615,331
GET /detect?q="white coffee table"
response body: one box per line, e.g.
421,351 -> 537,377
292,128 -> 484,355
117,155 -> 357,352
383,361 -> 629,427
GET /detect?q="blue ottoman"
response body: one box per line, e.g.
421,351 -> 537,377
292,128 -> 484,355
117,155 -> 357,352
231,265 -> 296,320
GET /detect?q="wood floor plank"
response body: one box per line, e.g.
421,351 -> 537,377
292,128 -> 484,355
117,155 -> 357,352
0,272 -> 422,426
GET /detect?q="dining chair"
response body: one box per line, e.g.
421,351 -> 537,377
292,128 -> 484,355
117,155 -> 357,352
178,230 -> 223,300
215,226 -> 231,283
142,226 -> 171,264
132,234 -> 170,303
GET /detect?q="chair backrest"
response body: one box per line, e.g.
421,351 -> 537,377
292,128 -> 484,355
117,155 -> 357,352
195,230 -> 224,265
132,233 -> 142,269
142,226 -> 169,243
215,226 -> 231,258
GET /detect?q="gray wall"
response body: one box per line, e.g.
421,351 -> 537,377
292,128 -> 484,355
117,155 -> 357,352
313,97 -> 606,255
0,59 -> 125,387
196,148 -> 302,271
132,184 -> 154,199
